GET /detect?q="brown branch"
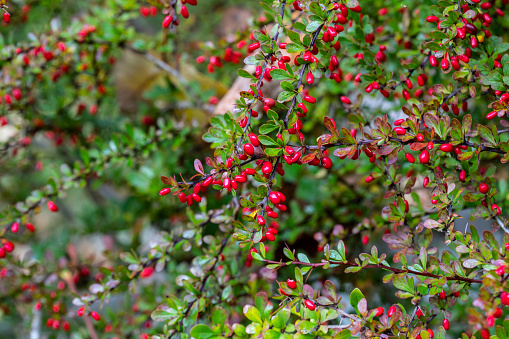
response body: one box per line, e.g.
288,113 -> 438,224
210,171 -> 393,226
261,259 -> 482,284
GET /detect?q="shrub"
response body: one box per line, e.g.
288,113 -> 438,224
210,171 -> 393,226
0,0 -> 509,338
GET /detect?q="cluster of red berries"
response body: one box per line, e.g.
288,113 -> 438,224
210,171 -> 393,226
139,6 -> 158,17
162,0 -> 197,29
77,306 -> 101,321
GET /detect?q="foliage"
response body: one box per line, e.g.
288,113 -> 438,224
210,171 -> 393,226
0,0 -> 509,338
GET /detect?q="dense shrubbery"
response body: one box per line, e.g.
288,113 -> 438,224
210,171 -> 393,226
0,0 -> 509,338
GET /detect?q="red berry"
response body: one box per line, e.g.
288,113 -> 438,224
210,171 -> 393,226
365,176 -> 375,183
287,279 -> 297,289
362,235 -> 369,245
159,188 -> 171,196
304,300 -> 316,311
375,307 -> 384,317
11,222 -> 19,233
427,329 -> 434,338
321,157 -> 333,169
443,319 -> 449,330
486,111 -> 497,120
481,329 -> 490,339
262,162 -> 273,175
394,127 -> 406,135
181,5 -> 189,18
4,13 -> 10,24
479,183 -> 489,194
90,311 -> 101,321
340,96 -> 351,104
77,307 -> 85,316
459,170 -> 467,182
416,308 -> 423,318
26,223 -> 35,232
265,231 -> 275,241
244,143 -> 254,156
162,15 -> 173,28
440,143 -> 453,152
423,177 -> 429,187
388,305 -> 396,317
405,153 -> 415,163
439,290 -> 446,299
47,201 -> 59,212
419,150 -> 430,164
257,215 -> 266,226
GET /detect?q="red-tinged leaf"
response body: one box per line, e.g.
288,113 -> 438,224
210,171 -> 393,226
323,116 -> 337,134
205,157 -> 217,169
194,159 -> 204,174
378,144 -> 396,155
333,147 -> 351,157
409,142 -> 427,151
301,152 -> 317,163
462,114 -> 472,135
386,150 -> 399,165
424,219 -> 442,229
456,152 -> 473,161
357,298 -> 367,317
463,259 -> 481,268
383,190 -> 397,199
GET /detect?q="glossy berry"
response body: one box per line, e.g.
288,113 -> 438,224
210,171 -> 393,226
443,318 -> 449,330
439,290 -> 446,299
405,153 -> 415,163
440,143 -> 453,152
4,13 -> 10,24
287,279 -> 297,289
90,311 -> 101,321
416,308 -> 423,318
481,329 -> 490,339
374,307 -> 384,317
388,305 -> 396,317
459,170 -> 467,182
321,157 -> 333,169
244,143 -> 254,156
47,201 -> 59,212
162,15 -> 172,28
419,150 -> 430,164
262,162 -> 273,175
304,300 -> 316,311
479,183 -> 489,194
159,188 -> 171,196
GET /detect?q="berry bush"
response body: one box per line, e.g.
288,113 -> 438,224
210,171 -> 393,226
1,0 -> 509,338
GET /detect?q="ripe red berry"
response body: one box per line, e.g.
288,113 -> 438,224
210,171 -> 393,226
439,290 -> 446,299
362,235 -> 369,245
47,201 -> 59,212
374,307 -> 384,317
388,305 -> 396,317
26,223 -> 35,232
257,215 -> 265,226
443,318 -> 449,330
162,15 -> 173,28
181,5 -> 189,18
265,231 -> 275,241
304,300 -> 316,311
4,13 -> 10,24
459,170 -> 467,182
481,329 -> 490,339
262,162 -> 273,175
340,96 -> 351,104
365,176 -> 374,183
159,188 -> 171,196
479,183 -> 489,194
11,222 -> 19,233
77,307 -> 85,316
405,153 -> 415,163
4,241 -> 14,252
394,127 -> 406,135
423,176 -> 429,187
244,143 -> 254,156
416,308 -> 423,318
287,279 -> 297,289
440,143 -> 453,152
90,311 -> 101,321
486,111 -> 497,120
321,157 -> 332,169
419,150 -> 430,164
178,192 -> 186,203
427,329 -> 434,338
304,95 -> 316,104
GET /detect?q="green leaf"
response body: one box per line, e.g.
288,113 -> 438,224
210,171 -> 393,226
253,31 -> 270,42
349,288 -> 365,313
190,324 -> 216,339
243,305 -> 263,323
285,43 -> 305,53
259,124 -> 279,135
477,125 -> 496,146
237,69 -> 255,79
265,148 -> 282,156
333,329 -> 351,339
306,21 -> 323,32
277,91 -> 295,103
258,135 -> 279,146
270,69 -> 293,80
